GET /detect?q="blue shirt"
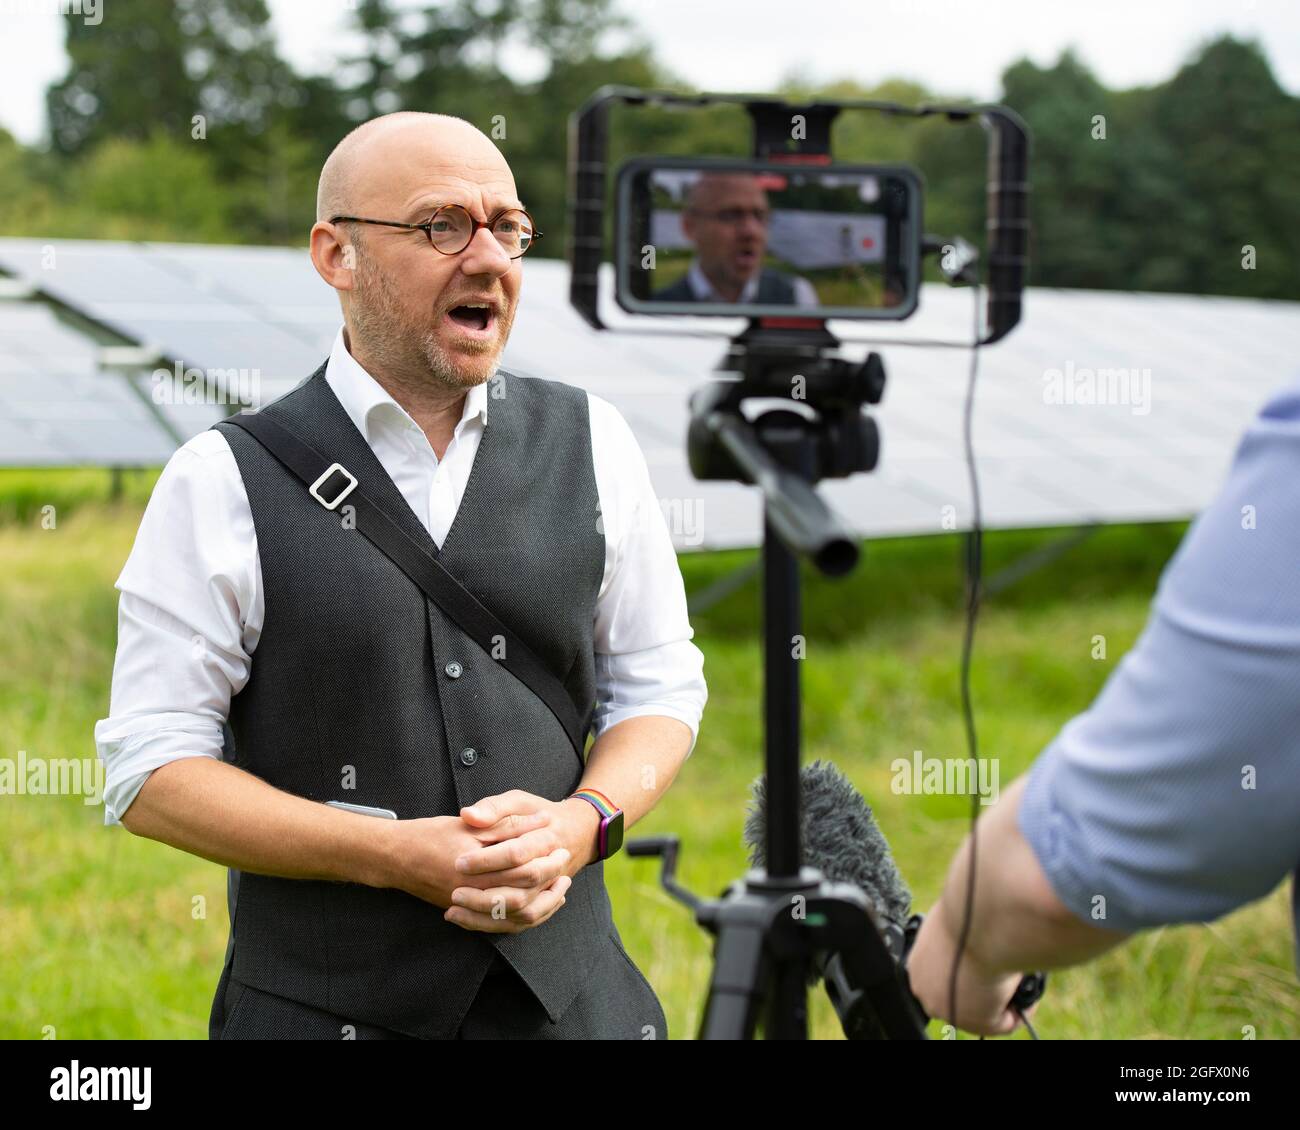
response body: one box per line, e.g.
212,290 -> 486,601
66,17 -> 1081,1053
1019,376 -> 1300,974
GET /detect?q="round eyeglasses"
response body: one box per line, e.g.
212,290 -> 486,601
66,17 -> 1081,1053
688,206 -> 771,226
330,204 -> 541,259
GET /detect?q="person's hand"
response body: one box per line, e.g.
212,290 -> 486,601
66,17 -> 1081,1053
906,898 -> 1029,1037
444,872 -> 574,934
444,790 -> 601,933
379,811 -> 570,926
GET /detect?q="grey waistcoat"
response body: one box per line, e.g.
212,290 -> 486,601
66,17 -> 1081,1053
210,361 -> 611,1039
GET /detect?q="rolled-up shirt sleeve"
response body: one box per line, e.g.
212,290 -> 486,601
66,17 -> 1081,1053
588,393 -> 707,755
93,432 -> 260,826
1018,378 -> 1300,945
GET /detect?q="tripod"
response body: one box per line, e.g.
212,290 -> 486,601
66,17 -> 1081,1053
567,86 -> 1038,1040
627,321 -> 930,1039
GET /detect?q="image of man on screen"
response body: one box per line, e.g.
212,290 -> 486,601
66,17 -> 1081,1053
652,173 -> 818,306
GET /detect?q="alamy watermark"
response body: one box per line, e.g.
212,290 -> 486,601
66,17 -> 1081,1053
0,0 -> 101,23
150,362 -> 261,407
50,1062 -> 150,1109
890,750 -> 1000,806
597,496 -> 705,546
0,750 -> 104,806
1042,361 -> 1151,416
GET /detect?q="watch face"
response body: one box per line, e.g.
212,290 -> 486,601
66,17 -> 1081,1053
605,812 -> 625,857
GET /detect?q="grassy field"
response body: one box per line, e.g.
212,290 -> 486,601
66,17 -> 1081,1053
0,468 -> 1295,1040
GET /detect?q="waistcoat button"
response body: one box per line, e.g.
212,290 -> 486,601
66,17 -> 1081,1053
459,747 -> 478,766
444,661 -> 463,679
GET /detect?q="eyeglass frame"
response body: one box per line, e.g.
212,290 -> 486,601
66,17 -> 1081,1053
328,204 -> 543,259
685,206 -> 772,225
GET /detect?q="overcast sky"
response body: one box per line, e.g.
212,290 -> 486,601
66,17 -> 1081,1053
1,0 -> 1297,145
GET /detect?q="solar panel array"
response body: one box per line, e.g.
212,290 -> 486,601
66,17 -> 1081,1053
1,237 -> 1297,547
0,301 -> 223,466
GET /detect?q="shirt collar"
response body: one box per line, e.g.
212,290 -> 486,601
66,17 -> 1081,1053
324,325 -> 489,443
687,258 -> 759,304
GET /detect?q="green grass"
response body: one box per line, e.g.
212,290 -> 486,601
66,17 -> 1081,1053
0,471 -> 1295,1040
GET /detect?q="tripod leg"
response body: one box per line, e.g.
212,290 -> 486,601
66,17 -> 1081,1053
765,960 -> 809,1039
699,915 -> 769,1040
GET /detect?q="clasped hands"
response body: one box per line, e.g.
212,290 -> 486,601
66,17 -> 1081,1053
385,790 -> 598,935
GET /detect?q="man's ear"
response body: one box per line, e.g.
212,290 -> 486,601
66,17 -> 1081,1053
310,221 -> 357,292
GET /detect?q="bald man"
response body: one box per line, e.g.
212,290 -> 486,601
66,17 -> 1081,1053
94,113 -> 707,1039
654,172 -> 818,306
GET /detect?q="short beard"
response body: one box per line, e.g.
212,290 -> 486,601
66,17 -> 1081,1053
347,243 -> 505,393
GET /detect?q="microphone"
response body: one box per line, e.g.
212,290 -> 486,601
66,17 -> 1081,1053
745,758 -> 912,920
743,759 -> 1045,1035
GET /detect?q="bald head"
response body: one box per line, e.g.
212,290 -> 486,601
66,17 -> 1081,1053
684,172 -> 767,214
316,112 -> 511,223
308,111 -> 525,398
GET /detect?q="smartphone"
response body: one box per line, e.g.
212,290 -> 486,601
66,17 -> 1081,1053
326,800 -> 398,820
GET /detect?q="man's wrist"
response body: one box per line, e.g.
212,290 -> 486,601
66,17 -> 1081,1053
349,812 -> 403,889
562,795 -> 603,869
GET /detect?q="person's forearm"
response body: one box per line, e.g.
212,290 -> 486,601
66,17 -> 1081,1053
931,774 -> 1129,974
560,714 -> 692,866
120,756 -> 394,888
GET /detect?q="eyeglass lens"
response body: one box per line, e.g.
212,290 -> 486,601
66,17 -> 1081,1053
429,205 -> 535,256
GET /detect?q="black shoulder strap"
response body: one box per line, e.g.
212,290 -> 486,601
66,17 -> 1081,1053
219,410 -> 587,760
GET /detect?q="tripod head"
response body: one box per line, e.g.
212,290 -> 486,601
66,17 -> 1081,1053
688,321 -> 885,578
690,322 -> 885,481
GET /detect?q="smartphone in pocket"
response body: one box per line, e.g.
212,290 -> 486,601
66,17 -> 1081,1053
326,800 -> 398,819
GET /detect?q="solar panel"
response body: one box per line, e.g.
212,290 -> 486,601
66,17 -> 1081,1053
2,237 -> 1297,544
0,301 -> 224,466
0,239 -> 337,404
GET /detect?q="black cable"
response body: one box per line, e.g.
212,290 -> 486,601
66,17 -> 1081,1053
1015,1008 -> 1040,1040
947,281 -> 984,1033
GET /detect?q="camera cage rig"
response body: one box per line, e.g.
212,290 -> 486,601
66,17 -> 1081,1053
566,84 -> 1030,344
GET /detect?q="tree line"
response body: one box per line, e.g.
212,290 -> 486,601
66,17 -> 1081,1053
0,0 -> 1295,300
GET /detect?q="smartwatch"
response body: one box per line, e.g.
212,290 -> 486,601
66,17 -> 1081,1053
568,788 -> 624,861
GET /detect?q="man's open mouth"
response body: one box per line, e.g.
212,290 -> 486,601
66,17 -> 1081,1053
445,304 -> 496,337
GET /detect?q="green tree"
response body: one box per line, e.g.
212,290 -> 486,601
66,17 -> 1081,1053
1143,36 -> 1300,298
999,50 -> 1124,289
0,129 -> 58,235
45,0 -> 334,244
47,0 -> 289,164
71,132 -> 233,241
995,36 -> 1300,299
336,0 -> 673,257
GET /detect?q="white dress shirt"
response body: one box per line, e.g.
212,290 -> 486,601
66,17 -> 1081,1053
93,328 -> 707,826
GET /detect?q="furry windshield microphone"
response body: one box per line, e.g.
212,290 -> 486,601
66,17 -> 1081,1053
743,758 -> 1048,1036
742,758 -> 926,1037
743,758 -> 912,926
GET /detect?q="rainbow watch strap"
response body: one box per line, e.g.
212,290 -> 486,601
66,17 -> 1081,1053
571,788 -> 617,818
570,788 -> 619,859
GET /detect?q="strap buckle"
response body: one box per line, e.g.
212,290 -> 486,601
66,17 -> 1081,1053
308,462 -> 358,510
